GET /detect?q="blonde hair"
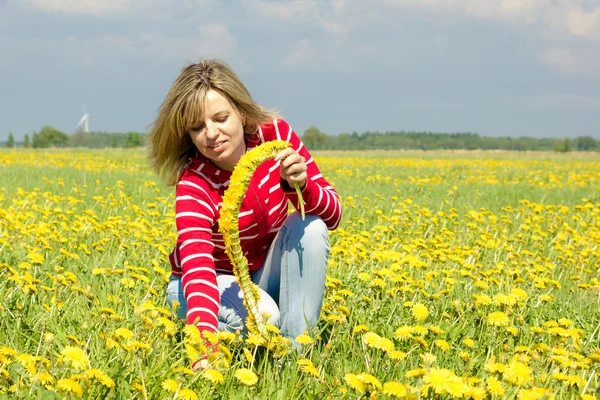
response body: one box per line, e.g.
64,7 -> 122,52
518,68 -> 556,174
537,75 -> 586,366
147,59 -> 279,186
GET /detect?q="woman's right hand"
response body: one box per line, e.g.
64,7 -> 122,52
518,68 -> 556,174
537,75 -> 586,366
193,359 -> 210,371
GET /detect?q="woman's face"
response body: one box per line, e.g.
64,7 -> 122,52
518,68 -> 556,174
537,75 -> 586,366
189,89 -> 245,171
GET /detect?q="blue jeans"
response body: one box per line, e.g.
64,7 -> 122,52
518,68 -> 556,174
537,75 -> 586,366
166,212 -> 330,346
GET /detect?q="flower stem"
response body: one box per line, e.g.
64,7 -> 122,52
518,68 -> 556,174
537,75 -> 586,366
294,182 -> 305,220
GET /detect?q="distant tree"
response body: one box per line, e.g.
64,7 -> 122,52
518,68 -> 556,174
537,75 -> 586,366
555,138 -> 570,153
70,131 -> 89,147
32,126 -> 69,148
302,126 -> 328,150
111,134 -> 118,148
576,136 -> 596,151
6,132 -> 14,148
23,133 -> 30,148
125,132 -> 143,148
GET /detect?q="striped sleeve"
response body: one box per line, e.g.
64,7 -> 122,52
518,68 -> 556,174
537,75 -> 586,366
272,119 -> 342,230
175,177 -> 220,334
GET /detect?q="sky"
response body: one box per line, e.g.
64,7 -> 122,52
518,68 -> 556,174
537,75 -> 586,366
1,0 -> 599,142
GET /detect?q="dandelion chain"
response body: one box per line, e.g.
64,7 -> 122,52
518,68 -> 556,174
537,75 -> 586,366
218,140 -> 291,339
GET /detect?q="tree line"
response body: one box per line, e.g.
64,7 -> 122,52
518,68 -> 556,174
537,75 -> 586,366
3,125 -> 599,152
3,127 -> 145,149
301,126 -> 599,152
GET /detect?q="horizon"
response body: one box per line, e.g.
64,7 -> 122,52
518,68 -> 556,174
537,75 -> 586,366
1,0 -> 599,141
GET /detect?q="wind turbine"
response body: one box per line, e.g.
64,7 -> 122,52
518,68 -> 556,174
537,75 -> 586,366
76,105 -> 90,133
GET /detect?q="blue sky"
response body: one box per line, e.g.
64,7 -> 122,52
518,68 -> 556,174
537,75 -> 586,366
1,0 -> 599,141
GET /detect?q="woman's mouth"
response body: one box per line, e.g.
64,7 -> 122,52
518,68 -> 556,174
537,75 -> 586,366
208,141 -> 226,151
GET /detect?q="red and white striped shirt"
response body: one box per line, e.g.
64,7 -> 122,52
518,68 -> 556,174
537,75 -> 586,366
169,119 -> 342,334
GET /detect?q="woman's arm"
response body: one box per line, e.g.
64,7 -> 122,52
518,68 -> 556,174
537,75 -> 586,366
271,119 -> 342,230
175,175 -> 220,334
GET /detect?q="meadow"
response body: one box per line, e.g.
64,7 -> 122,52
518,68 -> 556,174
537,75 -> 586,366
0,148 -> 599,399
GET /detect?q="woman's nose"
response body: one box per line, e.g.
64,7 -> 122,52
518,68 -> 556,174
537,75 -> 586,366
205,123 -> 219,139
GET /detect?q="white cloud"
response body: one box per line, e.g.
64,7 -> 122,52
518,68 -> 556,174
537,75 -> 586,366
242,0 -> 320,19
383,0 -> 600,40
281,38 -> 317,68
25,0 -> 133,16
539,46 -> 600,75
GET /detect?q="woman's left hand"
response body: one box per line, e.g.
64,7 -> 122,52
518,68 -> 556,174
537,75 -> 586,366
276,148 -> 307,188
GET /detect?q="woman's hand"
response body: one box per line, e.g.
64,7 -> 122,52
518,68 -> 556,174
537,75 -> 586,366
276,148 -> 307,188
193,359 -> 210,372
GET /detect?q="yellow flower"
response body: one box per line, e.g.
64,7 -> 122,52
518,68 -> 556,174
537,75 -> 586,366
382,381 -> 407,398
202,369 -> 224,384
488,311 -> 510,327
353,324 -> 369,334
56,378 -> 83,398
411,303 -> 429,321
434,339 -> 450,351
114,327 -> 134,339
423,368 -> 456,395
161,378 -> 179,392
59,346 -> 90,370
235,368 -> 259,386
344,374 -> 366,393
394,326 -> 414,341
463,337 -> 475,347
389,350 -> 406,360
295,334 -> 314,345
297,359 -> 320,377
503,358 -> 533,386
175,388 -> 198,400
83,368 -> 115,388
486,376 -> 505,396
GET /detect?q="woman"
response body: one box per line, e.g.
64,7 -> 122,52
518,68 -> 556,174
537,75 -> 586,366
147,60 -> 342,364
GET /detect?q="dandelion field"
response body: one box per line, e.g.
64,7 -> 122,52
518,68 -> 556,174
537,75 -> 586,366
1,149 -> 599,399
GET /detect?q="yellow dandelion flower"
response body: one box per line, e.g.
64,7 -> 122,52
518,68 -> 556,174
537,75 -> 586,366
114,327 -> 134,339
217,331 -> 236,343
202,369 -> 224,385
353,324 -> 369,334
394,326 -> 414,341
59,347 -> 90,370
172,366 -> 194,376
83,368 -> 115,388
405,368 -> 426,378
295,334 -> 314,345
243,348 -> 254,363
235,368 -> 258,386
175,388 -> 198,400
411,303 -> 429,321
359,373 -> 382,391
297,359 -> 320,378
56,378 -> 83,398
382,381 -> 407,398
38,371 -> 54,386
434,339 -> 450,351
344,374 -> 366,393
463,337 -> 475,347
467,386 -> 486,400
161,378 -> 179,393
503,359 -> 532,386
488,311 -> 510,327
413,325 -> 428,335
357,272 -> 371,281
486,376 -> 505,396
389,350 -> 406,360
423,368 -> 455,395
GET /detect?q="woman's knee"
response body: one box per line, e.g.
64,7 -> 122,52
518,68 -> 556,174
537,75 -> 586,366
217,275 -> 280,334
285,212 -> 329,245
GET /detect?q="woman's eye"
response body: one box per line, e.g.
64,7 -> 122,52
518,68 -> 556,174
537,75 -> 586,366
216,116 -> 228,123
191,125 -> 204,132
